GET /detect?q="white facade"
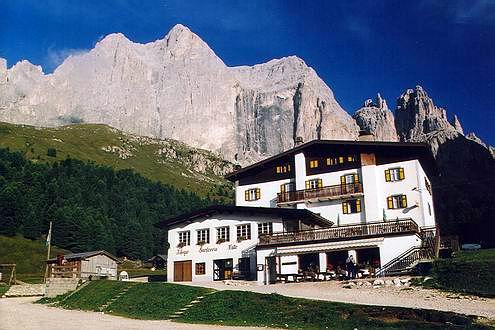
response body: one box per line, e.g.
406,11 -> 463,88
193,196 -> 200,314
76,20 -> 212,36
165,141 -> 437,283
167,213 -> 284,283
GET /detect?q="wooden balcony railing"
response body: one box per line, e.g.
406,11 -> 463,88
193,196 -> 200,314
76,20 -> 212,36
258,219 -> 419,246
48,264 -> 79,278
277,183 -> 363,204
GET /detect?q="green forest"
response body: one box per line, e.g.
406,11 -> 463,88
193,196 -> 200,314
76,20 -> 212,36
0,148 -> 214,259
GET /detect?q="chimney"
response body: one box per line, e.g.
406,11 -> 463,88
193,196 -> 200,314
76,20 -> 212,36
358,130 -> 375,142
294,136 -> 304,146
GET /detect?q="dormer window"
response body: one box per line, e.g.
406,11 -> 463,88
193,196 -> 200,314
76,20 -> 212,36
276,164 -> 291,174
309,160 -> 319,168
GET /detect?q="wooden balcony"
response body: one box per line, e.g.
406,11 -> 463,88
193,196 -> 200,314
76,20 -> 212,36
277,182 -> 363,205
258,219 -> 420,246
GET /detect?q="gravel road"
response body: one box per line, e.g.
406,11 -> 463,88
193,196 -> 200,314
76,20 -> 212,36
0,297 -> 272,330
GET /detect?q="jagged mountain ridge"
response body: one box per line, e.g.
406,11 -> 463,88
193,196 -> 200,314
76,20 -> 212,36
0,24 -> 358,165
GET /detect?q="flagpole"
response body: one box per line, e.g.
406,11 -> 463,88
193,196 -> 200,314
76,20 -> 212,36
44,221 -> 52,284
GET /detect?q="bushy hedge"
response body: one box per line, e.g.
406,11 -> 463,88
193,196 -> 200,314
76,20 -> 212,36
432,249 -> 495,297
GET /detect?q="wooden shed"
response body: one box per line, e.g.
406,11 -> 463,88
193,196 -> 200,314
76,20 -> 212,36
46,250 -> 118,280
148,255 -> 167,269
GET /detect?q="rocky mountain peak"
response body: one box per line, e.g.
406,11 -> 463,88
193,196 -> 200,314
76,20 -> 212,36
395,85 -> 453,142
353,93 -> 398,141
0,24 -> 358,165
451,114 -> 464,135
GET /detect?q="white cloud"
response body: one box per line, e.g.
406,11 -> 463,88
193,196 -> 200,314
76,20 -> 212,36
45,47 -> 88,71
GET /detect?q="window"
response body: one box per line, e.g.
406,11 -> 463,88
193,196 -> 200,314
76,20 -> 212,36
387,195 -> 408,209
342,199 -> 361,214
385,167 -> 405,182
305,178 -> 322,190
425,178 -> 432,195
276,164 -> 291,173
237,224 -> 251,241
178,231 -> 190,247
280,182 -> 295,193
197,229 -> 210,245
309,160 -> 319,168
244,188 -> 260,201
340,173 -> 359,185
326,157 -> 338,165
216,226 -> 230,243
347,155 -> 357,162
195,262 -> 206,275
258,222 -> 273,236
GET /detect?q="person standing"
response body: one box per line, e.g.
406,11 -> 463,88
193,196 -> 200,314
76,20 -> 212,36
346,255 -> 356,279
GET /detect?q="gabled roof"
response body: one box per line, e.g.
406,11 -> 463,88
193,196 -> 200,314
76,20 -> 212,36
225,139 -> 436,181
46,250 -> 118,263
154,205 -> 333,228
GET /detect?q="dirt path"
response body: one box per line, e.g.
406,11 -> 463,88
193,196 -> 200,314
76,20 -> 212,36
0,297 -> 273,330
187,281 -> 495,320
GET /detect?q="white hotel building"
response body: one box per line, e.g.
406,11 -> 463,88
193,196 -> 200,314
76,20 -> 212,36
158,138 -> 438,284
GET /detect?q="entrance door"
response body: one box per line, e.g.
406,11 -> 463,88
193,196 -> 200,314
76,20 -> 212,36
266,256 -> 277,284
213,259 -> 233,281
174,261 -> 192,282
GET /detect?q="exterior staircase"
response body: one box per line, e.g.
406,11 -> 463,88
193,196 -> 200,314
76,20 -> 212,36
375,227 -> 439,277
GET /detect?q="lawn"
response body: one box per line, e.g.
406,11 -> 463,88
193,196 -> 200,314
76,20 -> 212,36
108,282 -> 211,319
429,248 -> 495,297
58,280 -> 134,311
0,235 -> 69,283
178,290 -> 488,330
38,280 -> 490,329
0,285 -> 9,296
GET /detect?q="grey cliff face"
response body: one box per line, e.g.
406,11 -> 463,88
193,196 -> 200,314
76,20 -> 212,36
394,85 -> 493,158
395,85 -> 457,143
0,24 -> 359,165
353,93 -> 398,141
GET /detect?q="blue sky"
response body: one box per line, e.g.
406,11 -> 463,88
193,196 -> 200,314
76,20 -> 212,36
1,0 -> 494,144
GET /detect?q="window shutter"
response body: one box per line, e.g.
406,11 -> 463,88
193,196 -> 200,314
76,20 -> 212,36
305,180 -> 310,189
342,201 -> 348,214
354,174 -> 359,183
317,179 -> 323,188
401,195 -> 407,208
399,168 -> 405,180
356,199 -> 361,212
387,196 -> 393,209
245,190 -> 249,201
340,175 -> 346,185
255,188 -> 260,200
385,170 -> 391,182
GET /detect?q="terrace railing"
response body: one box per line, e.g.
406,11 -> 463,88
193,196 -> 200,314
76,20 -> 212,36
258,219 -> 419,246
277,182 -> 363,204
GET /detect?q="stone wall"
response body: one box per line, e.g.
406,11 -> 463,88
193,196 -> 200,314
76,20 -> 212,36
45,278 -> 80,298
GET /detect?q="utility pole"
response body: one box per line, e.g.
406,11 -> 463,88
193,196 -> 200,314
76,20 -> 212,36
44,221 -> 52,283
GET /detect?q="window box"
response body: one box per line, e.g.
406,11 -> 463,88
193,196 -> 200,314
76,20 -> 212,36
177,242 -> 186,248
237,236 -> 248,242
197,240 -> 207,246
216,238 -> 226,244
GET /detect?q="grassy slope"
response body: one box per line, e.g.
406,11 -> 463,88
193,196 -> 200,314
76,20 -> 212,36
39,281 -> 488,329
430,249 -> 495,297
0,235 -> 69,283
0,122 -> 233,199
